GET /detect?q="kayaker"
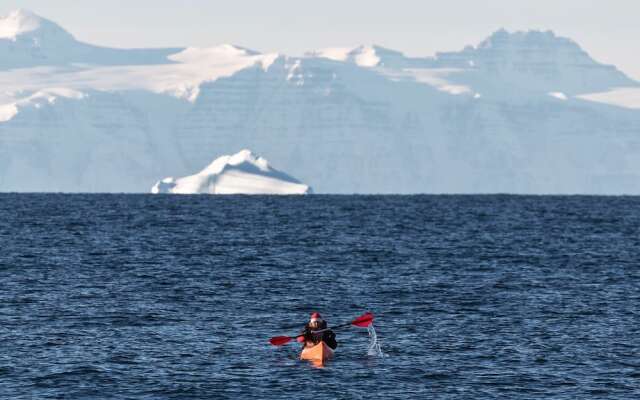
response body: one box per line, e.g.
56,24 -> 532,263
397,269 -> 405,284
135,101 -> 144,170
297,312 -> 338,350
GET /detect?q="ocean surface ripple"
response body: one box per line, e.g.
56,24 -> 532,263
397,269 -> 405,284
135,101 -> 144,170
1,194 -> 639,399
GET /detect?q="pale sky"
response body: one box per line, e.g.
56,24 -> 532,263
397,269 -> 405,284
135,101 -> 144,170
2,0 -> 639,80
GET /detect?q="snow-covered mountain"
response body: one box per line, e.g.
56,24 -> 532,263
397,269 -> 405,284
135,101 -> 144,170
1,9 -> 640,193
0,9 -> 179,69
152,149 -> 311,194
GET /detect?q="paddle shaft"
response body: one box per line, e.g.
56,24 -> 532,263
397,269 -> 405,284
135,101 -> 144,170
306,313 -> 373,333
269,312 -> 373,346
294,315 -> 372,337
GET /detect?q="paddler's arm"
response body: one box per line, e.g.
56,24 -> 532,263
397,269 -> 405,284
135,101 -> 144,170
324,330 -> 338,349
297,327 -> 311,346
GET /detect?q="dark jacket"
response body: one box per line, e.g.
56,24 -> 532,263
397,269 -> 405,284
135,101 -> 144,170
301,321 -> 338,350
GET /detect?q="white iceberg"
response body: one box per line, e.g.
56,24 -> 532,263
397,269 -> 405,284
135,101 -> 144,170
151,150 -> 312,195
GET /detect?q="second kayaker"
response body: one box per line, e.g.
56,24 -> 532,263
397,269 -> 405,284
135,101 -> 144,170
297,312 -> 338,349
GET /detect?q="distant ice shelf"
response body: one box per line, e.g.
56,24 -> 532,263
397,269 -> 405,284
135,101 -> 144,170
151,150 -> 312,195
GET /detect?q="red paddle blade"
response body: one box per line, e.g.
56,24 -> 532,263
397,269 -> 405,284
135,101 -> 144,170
352,312 -> 374,327
269,336 -> 293,346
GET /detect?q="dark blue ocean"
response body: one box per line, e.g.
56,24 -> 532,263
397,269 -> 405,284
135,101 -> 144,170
1,194 -> 639,399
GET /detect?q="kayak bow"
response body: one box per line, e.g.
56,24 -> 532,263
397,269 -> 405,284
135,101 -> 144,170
300,341 -> 334,366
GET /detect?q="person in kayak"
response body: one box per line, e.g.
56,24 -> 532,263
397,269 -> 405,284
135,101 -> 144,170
297,312 -> 338,350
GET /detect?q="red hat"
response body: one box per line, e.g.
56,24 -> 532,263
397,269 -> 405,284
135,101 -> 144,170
310,312 -> 322,322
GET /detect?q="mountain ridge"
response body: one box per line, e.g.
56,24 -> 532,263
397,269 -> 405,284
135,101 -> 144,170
1,10 -> 640,194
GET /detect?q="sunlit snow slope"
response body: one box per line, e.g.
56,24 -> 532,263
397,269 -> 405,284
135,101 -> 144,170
1,10 -> 640,193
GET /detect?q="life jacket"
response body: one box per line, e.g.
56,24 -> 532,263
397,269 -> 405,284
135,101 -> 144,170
301,321 -> 338,349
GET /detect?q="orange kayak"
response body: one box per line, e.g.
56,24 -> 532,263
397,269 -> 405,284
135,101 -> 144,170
300,341 -> 334,366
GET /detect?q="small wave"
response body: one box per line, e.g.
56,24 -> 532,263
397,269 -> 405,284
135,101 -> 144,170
33,366 -> 113,387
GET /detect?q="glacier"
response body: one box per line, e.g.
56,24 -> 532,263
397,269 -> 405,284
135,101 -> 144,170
151,149 -> 311,195
1,10 -> 640,194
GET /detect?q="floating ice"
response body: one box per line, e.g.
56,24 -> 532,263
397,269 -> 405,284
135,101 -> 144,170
151,150 -> 312,195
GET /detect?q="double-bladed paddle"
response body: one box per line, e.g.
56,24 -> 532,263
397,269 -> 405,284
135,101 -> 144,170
269,312 -> 374,346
